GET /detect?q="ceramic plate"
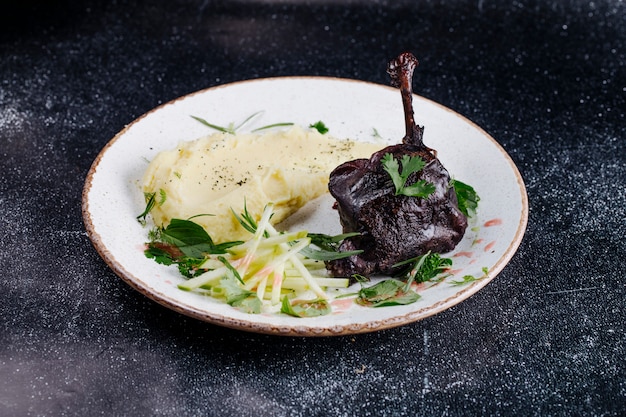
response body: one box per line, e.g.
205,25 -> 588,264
82,77 -> 528,336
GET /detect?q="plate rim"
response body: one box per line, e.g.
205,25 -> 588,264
82,75 -> 529,337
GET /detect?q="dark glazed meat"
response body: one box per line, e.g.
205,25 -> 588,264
327,52 -> 468,277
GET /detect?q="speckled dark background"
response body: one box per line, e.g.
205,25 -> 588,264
1,0 -> 624,415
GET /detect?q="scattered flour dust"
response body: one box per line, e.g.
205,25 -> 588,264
0,101 -> 30,132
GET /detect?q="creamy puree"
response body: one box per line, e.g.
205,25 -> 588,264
142,126 -> 382,243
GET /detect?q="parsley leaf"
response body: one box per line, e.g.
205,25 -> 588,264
382,153 -> 435,198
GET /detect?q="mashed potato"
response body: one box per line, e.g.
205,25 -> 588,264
142,126 -> 382,243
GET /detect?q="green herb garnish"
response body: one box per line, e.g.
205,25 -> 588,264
450,267 -> 489,286
252,122 -> 294,132
220,276 -> 262,313
451,179 -> 480,217
354,251 -> 454,308
144,241 -> 207,278
393,252 -> 452,284
218,255 -> 244,284
230,201 -> 261,235
281,296 -> 331,317
137,189 -> 167,225
144,218 -> 243,277
309,121 -> 329,134
191,111 -> 293,134
137,192 -> 156,225
381,153 -> 435,198
301,232 -> 363,261
356,279 -> 421,307
159,218 -> 219,258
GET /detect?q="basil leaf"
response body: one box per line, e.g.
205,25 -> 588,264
356,279 -> 421,307
451,179 -> 480,217
160,219 -> 216,258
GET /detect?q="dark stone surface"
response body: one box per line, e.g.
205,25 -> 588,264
1,0 -> 624,415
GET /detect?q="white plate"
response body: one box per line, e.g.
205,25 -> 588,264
82,77 -> 528,336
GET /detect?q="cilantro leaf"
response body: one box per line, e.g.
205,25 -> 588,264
381,153 -> 434,198
401,180 -> 436,198
400,153 -> 426,175
382,153 -> 404,192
